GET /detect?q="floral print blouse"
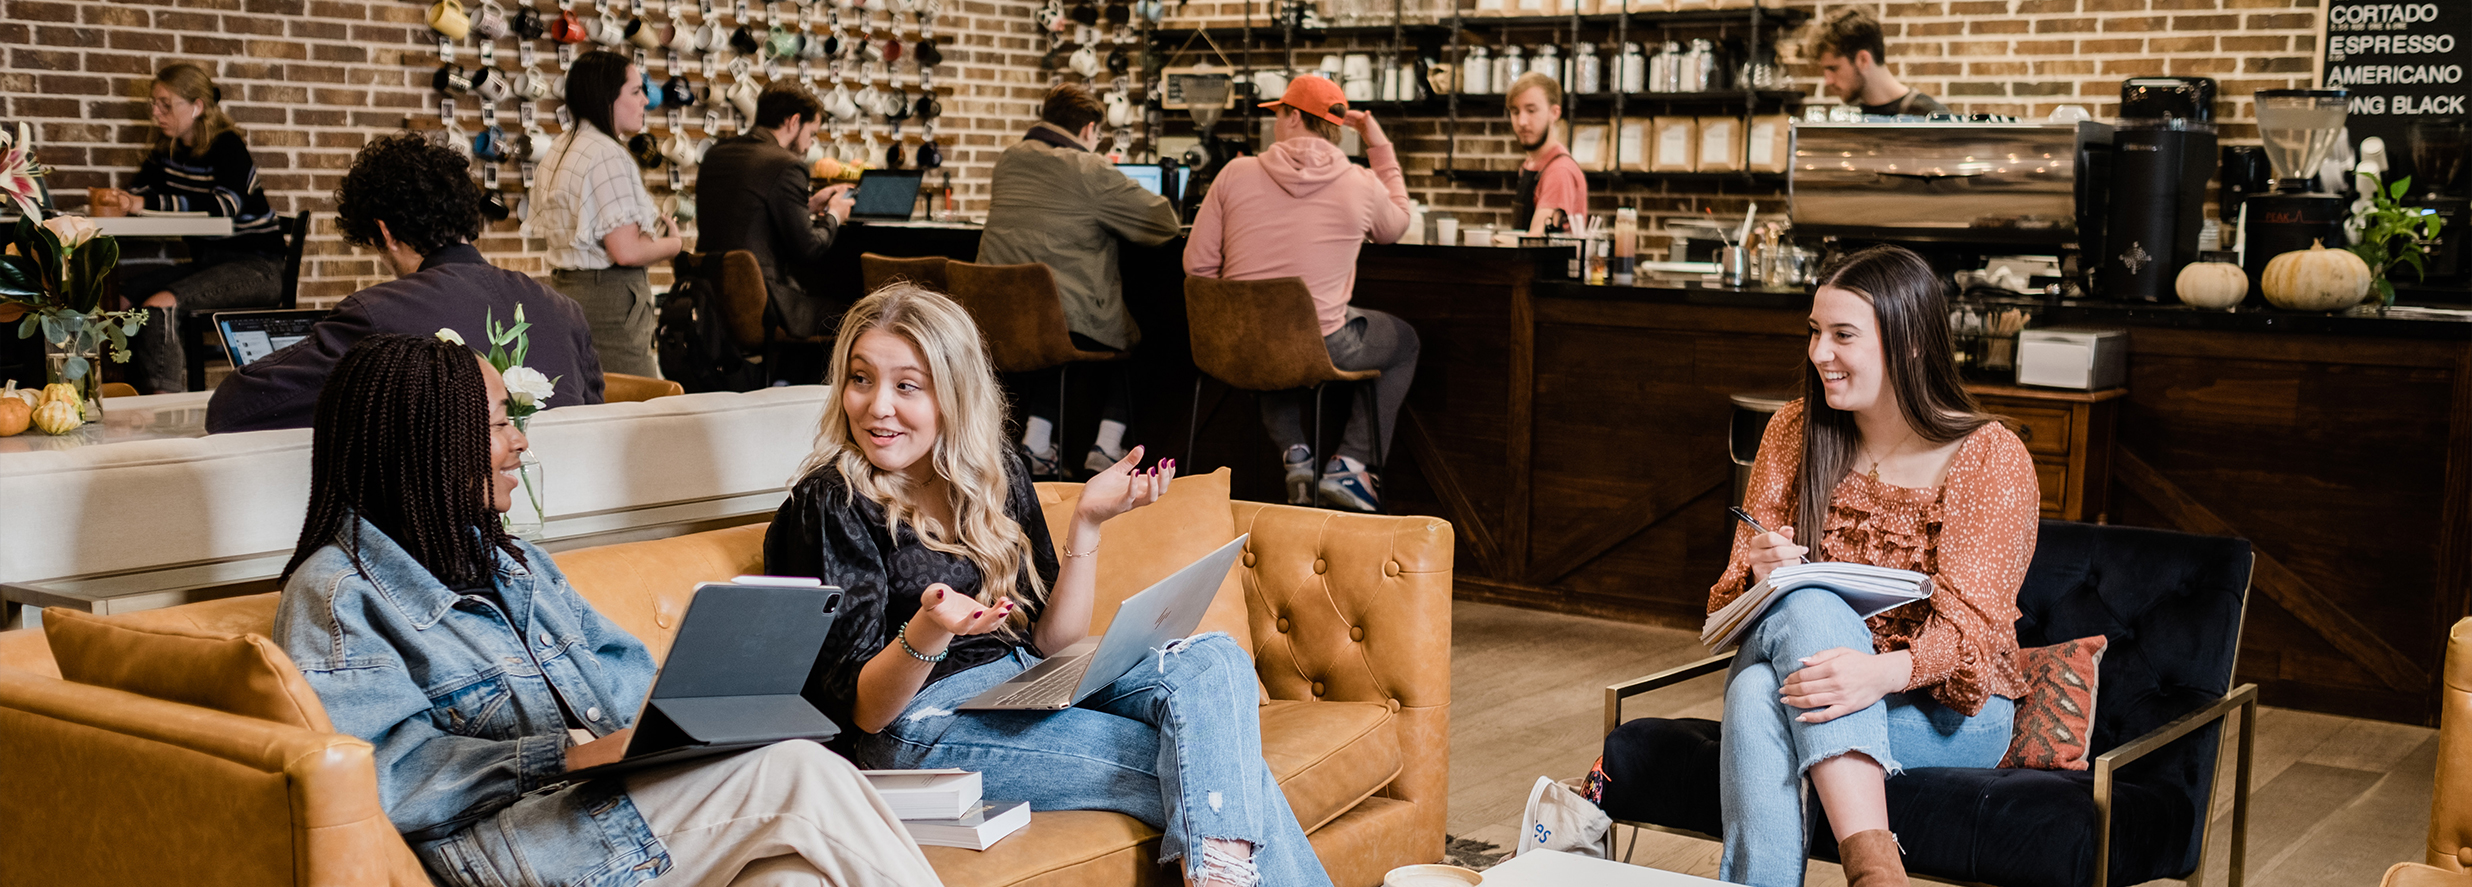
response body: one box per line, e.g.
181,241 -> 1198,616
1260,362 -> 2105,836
1711,398 -> 2040,716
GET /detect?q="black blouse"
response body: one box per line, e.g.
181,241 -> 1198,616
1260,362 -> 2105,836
764,456 -> 1061,739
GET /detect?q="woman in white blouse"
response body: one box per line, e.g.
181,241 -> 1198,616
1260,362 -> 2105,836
531,51 -> 682,377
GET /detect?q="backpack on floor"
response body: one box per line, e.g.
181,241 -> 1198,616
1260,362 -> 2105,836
655,272 -> 761,393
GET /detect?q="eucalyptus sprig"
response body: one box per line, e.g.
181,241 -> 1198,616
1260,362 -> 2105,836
2349,173 -> 2445,308
0,215 -> 144,381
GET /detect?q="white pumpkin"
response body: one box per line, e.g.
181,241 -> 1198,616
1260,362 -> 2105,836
2174,261 -> 2248,309
2261,240 -> 2372,312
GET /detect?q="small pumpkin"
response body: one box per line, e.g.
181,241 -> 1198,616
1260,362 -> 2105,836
0,381 -> 29,436
31,397 -> 82,435
2174,261 -> 2248,310
2261,239 -> 2372,312
38,382 -> 81,410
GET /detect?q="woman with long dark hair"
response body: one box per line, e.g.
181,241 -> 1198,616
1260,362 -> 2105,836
764,284 -> 1331,887
272,334 -> 942,887
1594,246 -> 2040,887
90,62 -> 287,393
531,50 -> 682,378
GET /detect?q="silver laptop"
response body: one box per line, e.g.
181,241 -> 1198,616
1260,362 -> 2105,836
959,534 -> 1248,711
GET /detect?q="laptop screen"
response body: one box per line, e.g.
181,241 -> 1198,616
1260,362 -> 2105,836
849,170 -> 925,221
215,309 -> 327,367
1114,163 -> 1182,202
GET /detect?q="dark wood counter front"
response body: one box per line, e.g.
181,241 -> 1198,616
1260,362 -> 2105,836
1357,256 -> 2472,725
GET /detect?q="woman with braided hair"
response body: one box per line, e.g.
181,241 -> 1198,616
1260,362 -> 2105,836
272,334 -> 944,887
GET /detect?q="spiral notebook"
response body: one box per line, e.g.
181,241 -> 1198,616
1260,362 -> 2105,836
1701,563 -> 1934,653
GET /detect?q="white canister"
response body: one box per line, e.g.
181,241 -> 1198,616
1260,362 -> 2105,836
1319,54 -> 1345,76
1342,53 -> 1375,82
1493,45 -> 1522,95
1344,75 -> 1375,102
1575,42 -> 1601,94
1618,43 -> 1645,94
1528,44 -> 1558,81
1463,47 -> 1492,95
1652,41 -> 1682,93
1255,68 -> 1290,98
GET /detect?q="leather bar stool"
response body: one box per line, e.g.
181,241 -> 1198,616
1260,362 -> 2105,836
1181,276 -> 1380,502
602,372 -> 684,402
859,253 -> 951,295
677,249 -> 825,386
942,260 -> 1128,479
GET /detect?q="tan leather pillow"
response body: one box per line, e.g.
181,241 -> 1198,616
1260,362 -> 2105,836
1035,467 -> 1252,654
42,606 -> 334,732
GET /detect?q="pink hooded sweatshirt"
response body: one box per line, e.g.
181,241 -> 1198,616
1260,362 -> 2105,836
1184,136 -> 1413,336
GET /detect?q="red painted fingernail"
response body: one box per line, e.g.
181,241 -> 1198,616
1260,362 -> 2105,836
971,610 -> 983,618
937,589 -> 947,600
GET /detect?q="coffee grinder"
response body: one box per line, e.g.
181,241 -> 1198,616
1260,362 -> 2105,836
2407,117 -> 2471,287
2102,77 -> 2216,301
1176,76 -> 1249,219
2239,89 -> 2350,303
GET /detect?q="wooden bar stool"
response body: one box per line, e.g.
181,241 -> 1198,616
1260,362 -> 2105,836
1181,276 -> 1380,504
859,253 -> 951,295
943,260 -> 1128,479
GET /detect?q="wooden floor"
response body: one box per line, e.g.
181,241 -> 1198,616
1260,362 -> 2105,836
1448,601 -> 2441,885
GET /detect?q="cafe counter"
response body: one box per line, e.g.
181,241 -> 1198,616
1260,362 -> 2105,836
1349,243 -> 2472,726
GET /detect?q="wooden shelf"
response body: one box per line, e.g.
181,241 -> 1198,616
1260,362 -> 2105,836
1149,23 -> 1455,44
1438,167 -> 1787,187
1454,7 -> 1809,29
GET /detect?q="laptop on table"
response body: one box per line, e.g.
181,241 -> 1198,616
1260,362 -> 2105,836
213,308 -> 328,367
565,578 -> 845,780
960,535 -> 1247,711
847,169 -> 927,223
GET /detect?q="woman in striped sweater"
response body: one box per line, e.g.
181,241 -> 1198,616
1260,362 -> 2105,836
92,63 -> 287,393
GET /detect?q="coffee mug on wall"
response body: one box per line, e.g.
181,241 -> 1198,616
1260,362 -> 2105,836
470,66 -> 510,102
627,17 -> 664,50
427,0 -> 471,39
471,2 -> 509,39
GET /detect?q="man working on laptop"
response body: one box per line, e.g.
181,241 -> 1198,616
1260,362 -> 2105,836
978,82 -> 1183,478
205,133 -> 603,434
698,85 -> 857,352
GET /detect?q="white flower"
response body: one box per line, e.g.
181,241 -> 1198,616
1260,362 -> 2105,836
435,328 -> 466,346
502,365 -> 555,409
40,214 -> 100,250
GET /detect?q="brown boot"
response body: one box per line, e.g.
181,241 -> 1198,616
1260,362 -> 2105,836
1837,829 -> 1910,887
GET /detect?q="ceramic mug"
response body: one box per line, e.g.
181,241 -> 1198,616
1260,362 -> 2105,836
881,85 -> 910,120
514,4 -> 546,39
592,12 -> 628,47
525,124 -> 552,162
627,17 -> 664,50
916,137 -> 941,169
1069,45 -> 1100,78
1104,90 -> 1130,127
913,91 -> 940,119
443,122 -> 473,159
673,192 -> 697,222
641,71 -> 666,110
729,78 -> 761,119
427,0 -> 472,39
550,10 -> 587,43
913,37 -> 941,67
473,124 -> 508,162
667,17 -> 700,53
628,132 -> 664,168
825,83 -> 860,120
522,68 -> 554,101
697,22 -> 725,53
664,74 -> 697,107
802,33 -> 832,60
805,137 -> 826,164
766,26 -> 798,59
1253,69 -> 1288,97
471,66 -> 511,102
471,1 -> 510,39
433,64 -> 473,95
729,25 -> 762,55
852,84 -> 881,119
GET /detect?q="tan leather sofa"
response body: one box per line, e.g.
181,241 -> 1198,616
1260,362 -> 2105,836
0,473 -> 1451,887
2383,618 -> 2472,887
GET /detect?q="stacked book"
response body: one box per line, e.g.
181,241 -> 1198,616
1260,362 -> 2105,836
862,769 -> 1031,851
1700,562 -> 1935,653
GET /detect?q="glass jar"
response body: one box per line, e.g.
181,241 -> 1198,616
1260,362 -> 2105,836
1574,42 -> 1601,94
1494,45 -> 1523,95
1617,42 -> 1645,94
1463,46 -> 1492,95
1650,41 -> 1681,93
1682,38 -> 1715,92
1528,44 -> 1559,83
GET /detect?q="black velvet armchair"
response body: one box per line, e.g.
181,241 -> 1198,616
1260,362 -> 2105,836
1596,520 -> 2258,887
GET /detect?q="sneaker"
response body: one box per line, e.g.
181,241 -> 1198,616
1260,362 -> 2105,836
1317,467 -> 1382,513
1022,443 -> 1061,479
1084,445 -> 1124,475
1281,445 -> 1315,506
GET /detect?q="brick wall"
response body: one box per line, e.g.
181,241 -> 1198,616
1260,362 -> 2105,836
0,0 -> 2323,311
0,0 -> 1060,307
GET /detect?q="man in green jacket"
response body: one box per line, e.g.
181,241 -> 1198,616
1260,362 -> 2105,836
978,82 -> 1183,477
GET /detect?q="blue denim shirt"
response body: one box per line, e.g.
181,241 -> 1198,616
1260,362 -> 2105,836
274,518 -> 670,887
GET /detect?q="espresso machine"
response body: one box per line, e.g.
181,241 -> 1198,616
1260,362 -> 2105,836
2408,117 -> 2470,286
2102,77 -> 2216,301
2239,89 -> 2350,302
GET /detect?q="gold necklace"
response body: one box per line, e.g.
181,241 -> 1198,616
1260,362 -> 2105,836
1860,433 -> 1919,483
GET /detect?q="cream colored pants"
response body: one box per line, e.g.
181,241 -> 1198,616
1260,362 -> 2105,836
626,740 -> 944,887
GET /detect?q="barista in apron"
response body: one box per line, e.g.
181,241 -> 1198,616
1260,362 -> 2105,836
1507,71 -> 1589,236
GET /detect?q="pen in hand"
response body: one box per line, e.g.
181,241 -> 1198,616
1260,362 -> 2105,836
1728,506 -> 1810,565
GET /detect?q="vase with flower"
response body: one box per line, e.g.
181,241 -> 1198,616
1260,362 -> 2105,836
442,303 -> 561,540
0,124 -> 146,427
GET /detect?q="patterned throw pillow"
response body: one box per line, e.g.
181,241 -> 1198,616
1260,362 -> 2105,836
1999,634 -> 2108,770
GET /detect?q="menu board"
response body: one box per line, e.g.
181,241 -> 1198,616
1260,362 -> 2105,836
2321,1 -> 2472,191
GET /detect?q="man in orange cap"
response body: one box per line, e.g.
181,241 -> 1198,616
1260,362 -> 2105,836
1184,74 -> 1416,513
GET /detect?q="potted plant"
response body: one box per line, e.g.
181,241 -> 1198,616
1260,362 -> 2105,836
0,124 -> 146,424
2348,173 -> 2446,309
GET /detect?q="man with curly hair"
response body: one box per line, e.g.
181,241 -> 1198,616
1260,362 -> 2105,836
206,133 -> 604,433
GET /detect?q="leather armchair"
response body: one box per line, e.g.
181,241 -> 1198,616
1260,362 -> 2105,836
0,494 -> 1451,887
2380,618 -> 2472,887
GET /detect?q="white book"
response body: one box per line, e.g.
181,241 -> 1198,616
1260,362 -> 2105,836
1701,562 -> 1934,653
900,800 -> 1032,850
860,769 -> 983,821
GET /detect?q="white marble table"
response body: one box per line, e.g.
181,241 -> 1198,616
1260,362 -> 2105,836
0,391 -> 210,454
4,214 -> 233,239
1475,850 -> 1728,886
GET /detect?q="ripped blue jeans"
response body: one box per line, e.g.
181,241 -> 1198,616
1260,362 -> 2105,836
1720,589 -> 2015,887
853,632 -> 1333,887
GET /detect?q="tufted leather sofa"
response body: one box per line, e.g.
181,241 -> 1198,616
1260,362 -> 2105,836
2381,618 -> 2472,887
0,474 -> 1452,887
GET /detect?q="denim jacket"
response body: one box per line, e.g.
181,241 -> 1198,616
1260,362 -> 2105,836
274,518 -> 670,887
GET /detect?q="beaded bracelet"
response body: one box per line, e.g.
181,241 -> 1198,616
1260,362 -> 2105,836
898,622 -> 949,663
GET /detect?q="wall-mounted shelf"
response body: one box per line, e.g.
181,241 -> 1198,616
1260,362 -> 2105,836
1455,7 -> 1808,30
1438,167 -> 1788,188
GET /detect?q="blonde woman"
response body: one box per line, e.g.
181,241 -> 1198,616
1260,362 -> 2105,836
764,285 -> 1331,887
92,63 -> 286,393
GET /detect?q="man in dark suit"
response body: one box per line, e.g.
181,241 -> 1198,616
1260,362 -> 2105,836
205,133 -> 604,434
695,86 -> 855,352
